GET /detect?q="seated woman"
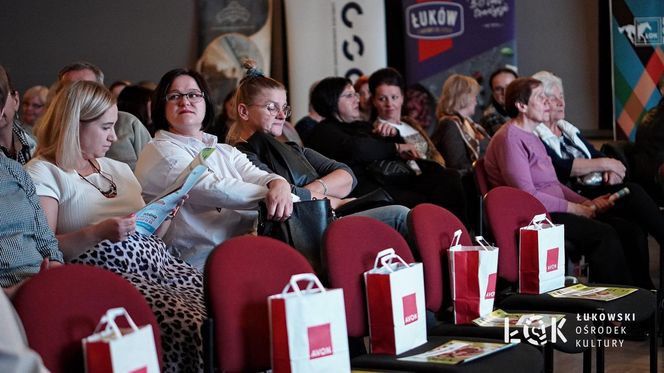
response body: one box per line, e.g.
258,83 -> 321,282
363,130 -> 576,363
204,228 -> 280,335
432,74 -> 490,175
532,70 -> 664,287
306,75 -> 468,224
1,71 -> 36,164
404,83 -> 438,136
368,67 -> 445,167
20,85 -> 48,138
484,77 -> 645,287
226,62 -> 410,237
25,80 -> 205,372
0,66 -> 62,298
135,68 -> 293,271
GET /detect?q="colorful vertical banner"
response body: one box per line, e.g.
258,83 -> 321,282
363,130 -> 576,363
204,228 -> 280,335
610,0 -> 664,140
401,0 -> 516,111
284,0 -> 387,122
196,0 -> 273,107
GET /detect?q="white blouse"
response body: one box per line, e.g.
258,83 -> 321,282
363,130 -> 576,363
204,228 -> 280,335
25,157 -> 144,235
135,130 -> 285,271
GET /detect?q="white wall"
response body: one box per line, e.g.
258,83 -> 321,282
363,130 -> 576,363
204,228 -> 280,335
515,0 -> 599,131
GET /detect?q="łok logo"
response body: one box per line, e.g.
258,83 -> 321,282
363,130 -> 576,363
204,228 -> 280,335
546,248 -> 559,272
402,293 -> 418,325
405,1 -> 464,40
308,323 -> 333,360
485,273 -> 497,299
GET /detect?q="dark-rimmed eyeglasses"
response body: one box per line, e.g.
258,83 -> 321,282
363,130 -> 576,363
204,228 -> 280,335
165,91 -> 205,103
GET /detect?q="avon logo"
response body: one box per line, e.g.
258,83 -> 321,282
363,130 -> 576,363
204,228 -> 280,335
402,293 -> 418,325
546,248 -> 559,272
308,323 -> 333,360
485,273 -> 497,299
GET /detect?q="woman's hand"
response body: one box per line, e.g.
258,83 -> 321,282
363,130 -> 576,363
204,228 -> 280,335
601,158 -> 626,178
266,179 -> 293,221
396,143 -> 422,160
93,214 -> 137,242
584,194 -> 614,213
568,202 -> 595,218
373,122 -> 398,137
328,197 -> 356,209
603,171 -> 624,185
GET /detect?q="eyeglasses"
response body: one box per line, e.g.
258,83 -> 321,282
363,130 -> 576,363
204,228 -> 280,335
250,102 -> 291,117
340,92 -> 360,100
165,91 -> 205,103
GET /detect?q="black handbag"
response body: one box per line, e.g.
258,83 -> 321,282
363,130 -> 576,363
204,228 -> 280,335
334,188 -> 395,217
257,199 -> 335,275
366,159 -> 415,185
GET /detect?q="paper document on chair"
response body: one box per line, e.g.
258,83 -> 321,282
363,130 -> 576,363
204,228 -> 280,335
548,284 -> 637,301
135,147 -> 215,235
398,340 -> 516,365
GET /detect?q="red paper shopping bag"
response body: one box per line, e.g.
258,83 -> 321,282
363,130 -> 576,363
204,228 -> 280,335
82,308 -> 160,373
448,230 -> 499,324
519,214 -> 565,294
269,273 -> 350,373
364,248 -> 427,355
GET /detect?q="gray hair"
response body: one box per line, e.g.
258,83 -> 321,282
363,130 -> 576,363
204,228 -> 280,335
58,61 -> 105,84
531,71 -> 563,97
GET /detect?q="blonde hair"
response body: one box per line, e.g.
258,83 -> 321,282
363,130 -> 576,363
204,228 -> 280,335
23,85 -> 49,105
34,80 -> 115,170
226,59 -> 286,145
436,74 -> 480,118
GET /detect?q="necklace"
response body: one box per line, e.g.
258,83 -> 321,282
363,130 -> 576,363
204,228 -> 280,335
77,160 -> 118,198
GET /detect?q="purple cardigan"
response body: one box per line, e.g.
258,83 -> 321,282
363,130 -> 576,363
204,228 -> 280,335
484,123 -> 587,212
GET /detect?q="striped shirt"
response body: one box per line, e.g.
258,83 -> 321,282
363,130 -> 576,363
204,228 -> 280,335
0,154 -> 62,287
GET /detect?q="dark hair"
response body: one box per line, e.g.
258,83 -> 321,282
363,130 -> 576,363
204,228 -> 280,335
504,77 -> 542,118
311,76 -> 351,120
0,66 -> 8,112
118,85 -> 152,128
235,59 -> 285,107
58,61 -> 105,84
151,68 -> 215,132
489,67 -> 518,90
368,67 -> 405,95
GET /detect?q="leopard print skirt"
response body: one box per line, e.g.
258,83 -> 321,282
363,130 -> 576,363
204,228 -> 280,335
72,233 -> 205,373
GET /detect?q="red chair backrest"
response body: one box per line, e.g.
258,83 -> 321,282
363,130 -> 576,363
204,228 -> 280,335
484,186 -> 550,283
204,235 -> 314,372
473,158 -> 490,196
323,216 -> 414,338
409,203 -> 472,312
12,264 -> 162,373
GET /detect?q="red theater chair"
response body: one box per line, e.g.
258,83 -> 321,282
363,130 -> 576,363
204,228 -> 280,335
12,264 -> 162,373
203,235 -> 314,372
324,215 -> 544,372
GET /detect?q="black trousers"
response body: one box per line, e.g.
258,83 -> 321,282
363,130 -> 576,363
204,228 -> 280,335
575,181 -> 664,288
550,212 -> 634,286
383,161 -> 469,226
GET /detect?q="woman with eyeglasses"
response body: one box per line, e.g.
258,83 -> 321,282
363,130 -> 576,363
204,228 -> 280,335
135,68 -> 293,272
227,61 -> 411,236
25,80 -> 206,372
20,85 -> 48,137
306,74 -> 469,224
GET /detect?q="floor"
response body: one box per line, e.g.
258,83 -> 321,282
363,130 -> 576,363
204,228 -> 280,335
553,237 -> 663,372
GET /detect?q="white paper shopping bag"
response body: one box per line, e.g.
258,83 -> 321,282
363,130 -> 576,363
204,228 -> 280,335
519,214 -> 566,294
364,248 -> 427,355
448,230 -> 499,324
269,273 -> 350,373
82,307 -> 160,373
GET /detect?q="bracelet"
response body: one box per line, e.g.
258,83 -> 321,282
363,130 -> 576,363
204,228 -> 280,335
315,179 -> 329,195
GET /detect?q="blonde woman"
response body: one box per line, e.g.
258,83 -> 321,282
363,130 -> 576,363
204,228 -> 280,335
20,85 -> 48,136
432,74 -> 490,175
25,80 -> 205,372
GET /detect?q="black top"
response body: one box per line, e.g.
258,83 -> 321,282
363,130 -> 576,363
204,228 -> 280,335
235,131 -> 356,200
